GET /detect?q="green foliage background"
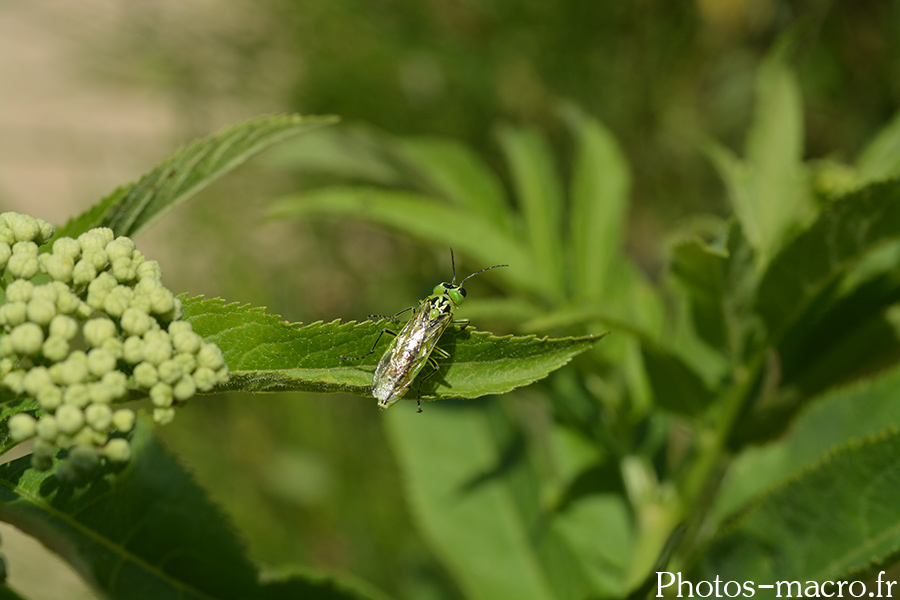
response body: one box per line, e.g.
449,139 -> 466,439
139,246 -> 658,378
4,3 -> 900,600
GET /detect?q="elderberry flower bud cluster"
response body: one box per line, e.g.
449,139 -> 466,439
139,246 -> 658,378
2,212 -> 228,475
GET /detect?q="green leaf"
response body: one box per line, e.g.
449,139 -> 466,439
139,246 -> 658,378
564,106 -> 631,303
392,137 -> 515,234
385,401 -> 633,600
641,345 -> 715,416
56,114 -> 337,239
716,359 -> 900,524
756,180 -> 900,339
267,187 -> 543,297
699,428 -> 900,585
0,584 -> 26,600
744,42 -> 809,257
181,296 -> 603,402
857,109 -> 900,183
0,421 -> 381,600
265,127 -> 404,186
497,126 -> 565,300
706,42 -> 809,261
670,221 -> 756,358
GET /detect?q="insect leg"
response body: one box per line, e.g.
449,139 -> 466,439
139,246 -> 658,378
452,319 -> 470,331
368,306 -> 413,322
340,329 -> 397,361
414,359 -> 445,413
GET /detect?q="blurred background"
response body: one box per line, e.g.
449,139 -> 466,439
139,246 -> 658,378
1,1 -> 898,598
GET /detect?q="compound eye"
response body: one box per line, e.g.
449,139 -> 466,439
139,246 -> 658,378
442,282 -> 453,289
459,287 -> 467,297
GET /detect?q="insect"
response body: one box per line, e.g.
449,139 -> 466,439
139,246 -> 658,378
342,249 -> 507,412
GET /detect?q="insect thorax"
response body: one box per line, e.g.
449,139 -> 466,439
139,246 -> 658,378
427,295 -> 454,320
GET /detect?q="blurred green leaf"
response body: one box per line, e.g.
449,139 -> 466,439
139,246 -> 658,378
393,137 -> 515,234
266,127 -> 403,185
182,296 -> 603,401
56,114 -> 337,239
706,43 -> 809,262
699,428 -> 900,585
670,221 -> 756,359
564,106 -> 631,303
268,186 -> 540,296
716,360 -> 900,524
756,180 -> 900,340
0,585 -> 26,600
0,421 -> 381,600
857,109 -> 900,184
385,402 -> 632,600
498,127 -> 565,300
641,345 -> 716,416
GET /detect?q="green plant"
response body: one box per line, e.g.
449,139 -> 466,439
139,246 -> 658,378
0,115 -> 595,599
265,47 -> 900,599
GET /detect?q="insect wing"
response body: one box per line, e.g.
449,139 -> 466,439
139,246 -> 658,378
372,300 -> 451,408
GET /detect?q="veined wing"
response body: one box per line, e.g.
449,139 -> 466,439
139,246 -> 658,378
372,299 -> 452,406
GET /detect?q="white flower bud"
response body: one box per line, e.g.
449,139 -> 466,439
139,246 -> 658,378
42,336 -> 70,362
42,254 -> 75,282
103,438 -> 132,463
143,337 -> 173,365
72,259 -> 98,287
23,367 -> 53,396
121,307 -> 153,336
157,359 -> 183,385
2,370 -> 26,394
192,366 -> 217,391
88,381 -> 116,404
100,337 -> 124,360
36,415 -> 58,441
52,236 -> 81,260
172,329 -> 202,354
172,375 -> 196,401
150,382 -> 173,407
103,286 -> 133,317
174,352 -> 197,375
133,362 -> 158,388
101,371 -> 127,399
8,413 -> 36,441
64,383 -> 90,408
82,318 -> 117,347
122,336 -> 144,364
82,248 -> 108,271
105,237 -> 135,260
6,213 -> 41,242
58,352 -> 89,385
197,343 -> 225,370
112,409 -> 135,433
10,322 -> 44,355
49,315 -> 79,340
56,289 -> 84,315
7,254 -> 39,279
56,404 -> 85,435
111,257 -> 137,282
6,280 -> 34,303
85,403 -> 113,431
0,302 -> 27,327
77,230 -> 106,251
0,242 -> 10,270
136,259 -> 162,281
149,288 -> 175,315
87,348 -> 117,377
26,298 -> 56,326
153,407 -> 175,425
36,386 -> 63,411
